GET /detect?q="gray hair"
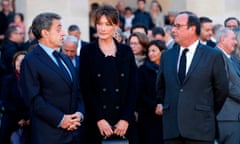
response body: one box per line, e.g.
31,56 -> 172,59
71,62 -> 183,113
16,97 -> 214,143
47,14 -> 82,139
63,35 -> 78,48
32,12 -> 61,40
216,27 -> 232,44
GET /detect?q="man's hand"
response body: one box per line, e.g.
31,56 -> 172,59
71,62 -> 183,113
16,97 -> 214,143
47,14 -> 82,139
97,119 -> 113,137
61,112 -> 82,131
155,104 -> 163,116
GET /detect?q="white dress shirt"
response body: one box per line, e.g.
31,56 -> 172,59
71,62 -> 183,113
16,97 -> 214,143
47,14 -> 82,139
177,40 -> 199,75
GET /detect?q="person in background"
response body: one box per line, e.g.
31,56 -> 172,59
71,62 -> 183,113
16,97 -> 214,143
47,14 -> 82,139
115,0 -> 126,31
224,17 -> 240,29
137,40 -> 166,144
22,26 -> 38,51
157,11 -> 228,144
128,32 -> 149,67
215,28 -> 240,144
20,12 -> 85,144
130,23 -> 148,35
61,35 -> 79,72
80,4 -> 138,144
9,13 -> 26,38
152,26 -> 165,41
68,24 -> 88,56
89,2 -> 99,42
0,51 -> 29,144
231,27 -> 240,71
211,24 -> 223,43
123,6 -> 134,39
0,25 -> 24,75
132,0 -> 154,30
199,16 -> 216,47
150,0 -> 165,27
0,0 -> 14,44
165,10 -> 178,26
164,25 -> 175,49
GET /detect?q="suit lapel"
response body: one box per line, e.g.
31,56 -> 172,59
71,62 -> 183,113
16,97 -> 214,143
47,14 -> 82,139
184,43 -> 204,84
35,46 -> 72,86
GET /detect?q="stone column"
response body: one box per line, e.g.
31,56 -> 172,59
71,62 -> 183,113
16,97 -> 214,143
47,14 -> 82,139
15,0 -> 89,41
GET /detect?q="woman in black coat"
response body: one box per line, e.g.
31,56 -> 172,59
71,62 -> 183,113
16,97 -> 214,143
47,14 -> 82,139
80,5 -> 138,144
137,40 -> 166,144
0,51 -> 29,144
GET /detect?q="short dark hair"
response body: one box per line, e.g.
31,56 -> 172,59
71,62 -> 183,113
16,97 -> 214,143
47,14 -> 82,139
31,12 -> 61,40
95,4 -> 119,26
147,40 -> 167,52
152,27 -> 165,37
68,24 -> 80,32
138,0 -> 146,3
224,17 -> 240,27
199,16 -> 212,24
130,23 -> 148,34
179,11 -> 201,36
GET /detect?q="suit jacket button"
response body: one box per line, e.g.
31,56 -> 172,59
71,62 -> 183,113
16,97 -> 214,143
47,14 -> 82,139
180,89 -> 183,92
103,105 -> 107,109
97,73 -> 101,77
120,73 -> 125,77
115,88 -> 119,92
115,106 -> 120,110
102,88 -> 107,92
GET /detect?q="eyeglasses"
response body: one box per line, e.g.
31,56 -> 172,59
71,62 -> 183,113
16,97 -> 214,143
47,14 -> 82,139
173,24 -> 188,29
129,42 -> 140,46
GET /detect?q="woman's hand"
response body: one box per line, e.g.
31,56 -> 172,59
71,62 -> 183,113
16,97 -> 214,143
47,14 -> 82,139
97,119 -> 113,137
113,120 -> 129,137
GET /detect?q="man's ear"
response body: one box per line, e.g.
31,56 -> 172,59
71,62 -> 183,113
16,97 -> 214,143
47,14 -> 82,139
41,29 -> 49,38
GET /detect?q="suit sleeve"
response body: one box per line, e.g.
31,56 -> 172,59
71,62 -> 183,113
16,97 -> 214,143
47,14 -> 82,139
212,52 -> 228,114
20,57 -> 64,127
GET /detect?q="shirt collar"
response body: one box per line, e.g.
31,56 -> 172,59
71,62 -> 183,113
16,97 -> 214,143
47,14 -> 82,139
39,43 -> 60,55
180,40 -> 199,54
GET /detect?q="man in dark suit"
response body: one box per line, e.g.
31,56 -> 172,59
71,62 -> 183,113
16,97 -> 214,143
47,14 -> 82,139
62,35 -> 79,72
199,16 -> 216,48
156,11 -> 228,144
20,12 -> 84,144
68,24 -> 88,56
215,28 -> 240,144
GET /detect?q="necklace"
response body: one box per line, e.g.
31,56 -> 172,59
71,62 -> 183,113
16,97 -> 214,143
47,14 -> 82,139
99,40 -> 116,57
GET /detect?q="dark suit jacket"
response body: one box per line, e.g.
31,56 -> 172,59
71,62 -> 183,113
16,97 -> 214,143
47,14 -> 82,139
20,45 -> 84,144
207,40 -> 216,48
217,52 -> 240,121
157,43 -> 228,141
80,39 -> 137,143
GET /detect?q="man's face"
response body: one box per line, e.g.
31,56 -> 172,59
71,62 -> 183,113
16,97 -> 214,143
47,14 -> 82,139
222,31 -> 237,54
200,22 -> 213,41
44,19 -> 65,49
226,19 -> 239,29
11,27 -> 24,43
62,41 -> 77,60
137,1 -> 145,11
172,14 -> 191,46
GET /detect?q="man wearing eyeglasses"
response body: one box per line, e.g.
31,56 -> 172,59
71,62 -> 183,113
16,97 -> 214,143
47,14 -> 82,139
0,25 -> 24,75
156,11 -> 228,144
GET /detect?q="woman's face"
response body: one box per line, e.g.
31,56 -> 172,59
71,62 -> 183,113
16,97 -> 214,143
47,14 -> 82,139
96,15 -> 117,40
129,36 -> 144,55
14,14 -> 22,23
15,54 -> 25,73
148,45 -> 162,64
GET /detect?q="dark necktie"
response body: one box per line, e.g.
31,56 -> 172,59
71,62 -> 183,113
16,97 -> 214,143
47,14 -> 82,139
178,48 -> 189,84
53,51 -> 71,82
